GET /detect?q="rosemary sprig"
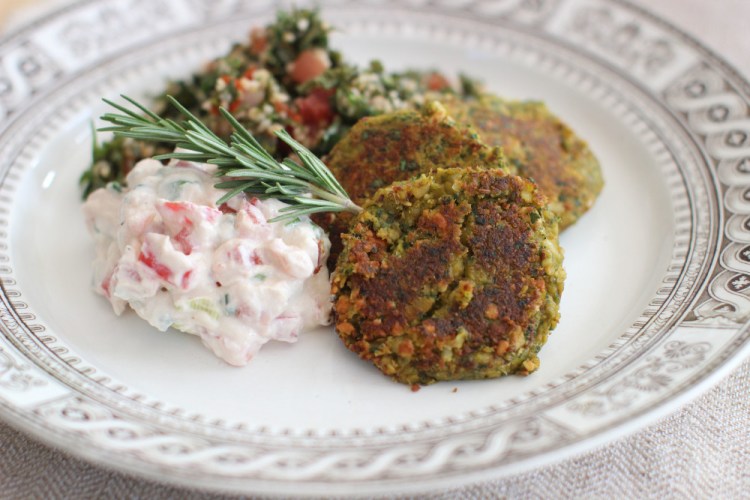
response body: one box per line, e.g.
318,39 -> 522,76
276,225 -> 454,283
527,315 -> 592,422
98,95 -> 362,222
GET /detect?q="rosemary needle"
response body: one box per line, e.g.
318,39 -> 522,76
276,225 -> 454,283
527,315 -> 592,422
99,95 -> 362,222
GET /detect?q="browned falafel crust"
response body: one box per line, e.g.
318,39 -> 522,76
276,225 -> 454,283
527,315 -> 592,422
440,94 -> 603,229
313,101 -> 508,265
332,167 -> 565,385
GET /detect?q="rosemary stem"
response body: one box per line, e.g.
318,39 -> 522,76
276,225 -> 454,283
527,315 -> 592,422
308,185 -> 363,213
100,95 -> 362,220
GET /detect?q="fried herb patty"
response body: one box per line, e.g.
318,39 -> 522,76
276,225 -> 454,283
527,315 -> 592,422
315,101 -> 508,264
332,167 -> 565,385
440,94 -> 603,229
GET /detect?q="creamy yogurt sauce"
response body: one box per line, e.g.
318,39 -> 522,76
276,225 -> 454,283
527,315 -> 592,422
83,158 -> 332,365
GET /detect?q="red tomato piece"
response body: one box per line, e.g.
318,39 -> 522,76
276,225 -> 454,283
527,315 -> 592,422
249,28 -> 268,56
138,248 -> 172,281
101,273 -> 112,298
424,72 -> 451,91
289,49 -> 330,84
218,202 -> 237,214
173,223 -> 194,255
296,88 -> 334,127
181,270 -> 193,289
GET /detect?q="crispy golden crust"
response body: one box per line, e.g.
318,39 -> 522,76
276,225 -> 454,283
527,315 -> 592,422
313,101 -> 508,265
440,94 -> 603,229
332,168 -> 565,385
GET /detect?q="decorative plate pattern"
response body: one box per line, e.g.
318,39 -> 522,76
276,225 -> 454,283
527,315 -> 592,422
1,0 -> 749,496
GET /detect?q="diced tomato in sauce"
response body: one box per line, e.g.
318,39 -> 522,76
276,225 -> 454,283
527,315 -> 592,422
138,248 -> 172,281
173,224 -> 194,255
218,203 -> 237,214
181,270 -> 193,289
101,273 -> 112,298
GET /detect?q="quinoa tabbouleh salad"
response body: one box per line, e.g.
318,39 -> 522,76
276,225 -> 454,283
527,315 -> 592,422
80,9 -> 478,198
82,8 -> 603,386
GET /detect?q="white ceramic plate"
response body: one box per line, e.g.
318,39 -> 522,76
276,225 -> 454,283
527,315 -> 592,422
1,0 -> 749,496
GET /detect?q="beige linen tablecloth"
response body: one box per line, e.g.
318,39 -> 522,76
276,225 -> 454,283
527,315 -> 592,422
1,1 -> 750,498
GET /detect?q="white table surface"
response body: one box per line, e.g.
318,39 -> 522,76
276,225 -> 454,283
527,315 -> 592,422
1,0 -> 749,498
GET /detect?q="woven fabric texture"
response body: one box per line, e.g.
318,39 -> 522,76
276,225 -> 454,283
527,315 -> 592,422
1,359 -> 748,499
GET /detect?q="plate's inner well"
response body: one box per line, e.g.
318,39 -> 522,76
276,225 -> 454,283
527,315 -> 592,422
9,22 -> 676,434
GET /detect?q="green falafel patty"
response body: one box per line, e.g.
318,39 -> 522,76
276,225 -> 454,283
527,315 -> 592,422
332,167 -> 565,385
440,94 -> 603,229
314,101 -> 508,265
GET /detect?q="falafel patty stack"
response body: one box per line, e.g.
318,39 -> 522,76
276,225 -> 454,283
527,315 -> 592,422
315,101 -> 508,265
440,94 -> 603,229
332,167 -> 565,385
